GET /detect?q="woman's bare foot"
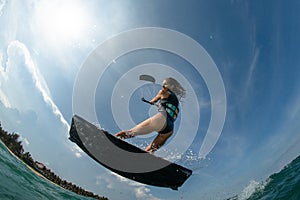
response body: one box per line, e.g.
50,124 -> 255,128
114,131 -> 134,139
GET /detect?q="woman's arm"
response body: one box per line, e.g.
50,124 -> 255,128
150,90 -> 163,104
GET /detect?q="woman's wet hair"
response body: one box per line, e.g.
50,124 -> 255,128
164,77 -> 186,100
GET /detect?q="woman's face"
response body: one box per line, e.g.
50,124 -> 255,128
162,80 -> 168,91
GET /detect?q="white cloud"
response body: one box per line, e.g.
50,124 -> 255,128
96,174 -> 115,189
111,172 -> 162,200
0,88 -> 11,108
96,172 -> 163,200
19,136 -> 30,147
0,40 -> 83,158
0,0 -> 6,16
0,40 -> 70,130
245,47 -> 260,92
69,145 -> 83,158
134,187 -> 161,200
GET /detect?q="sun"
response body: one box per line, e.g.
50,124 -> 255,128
33,0 -> 91,45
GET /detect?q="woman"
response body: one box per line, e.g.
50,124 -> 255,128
115,77 -> 186,153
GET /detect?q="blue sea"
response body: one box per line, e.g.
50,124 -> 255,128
0,140 -> 299,200
0,141 -> 96,200
227,155 -> 300,200
245,155 -> 300,200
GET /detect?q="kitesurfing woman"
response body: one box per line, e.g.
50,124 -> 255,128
115,77 -> 186,153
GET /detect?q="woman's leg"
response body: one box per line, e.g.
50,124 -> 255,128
145,131 -> 173,153
115,113 -> 166,138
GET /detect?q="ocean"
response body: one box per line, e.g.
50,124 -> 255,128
246,154 -> 300,200
227,154 -> 300,200
0,141 -> 97,200
0,140 -> 299,200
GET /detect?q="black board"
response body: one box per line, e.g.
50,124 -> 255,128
69,115 -> 192,190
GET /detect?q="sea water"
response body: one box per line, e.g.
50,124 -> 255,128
246,154 -> 300,200
227,155 -> 300,200
0,141 -> 95,200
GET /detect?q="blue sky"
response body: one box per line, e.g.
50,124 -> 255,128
1,0 -> 300,199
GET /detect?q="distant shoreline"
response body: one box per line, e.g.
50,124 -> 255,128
0,123 -> 108,200
2,140 -> 49,180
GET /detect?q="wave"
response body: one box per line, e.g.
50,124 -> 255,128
227,155 -> 300,200
0,141 -> 97,200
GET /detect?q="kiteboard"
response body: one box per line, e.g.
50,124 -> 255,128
69,115 -> 192,190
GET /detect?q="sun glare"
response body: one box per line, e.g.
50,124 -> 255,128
34,0 -> 91,45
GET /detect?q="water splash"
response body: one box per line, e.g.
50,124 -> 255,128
237,180 -> 269,200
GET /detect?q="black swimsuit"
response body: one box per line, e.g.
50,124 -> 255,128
159,91 -> 179,134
